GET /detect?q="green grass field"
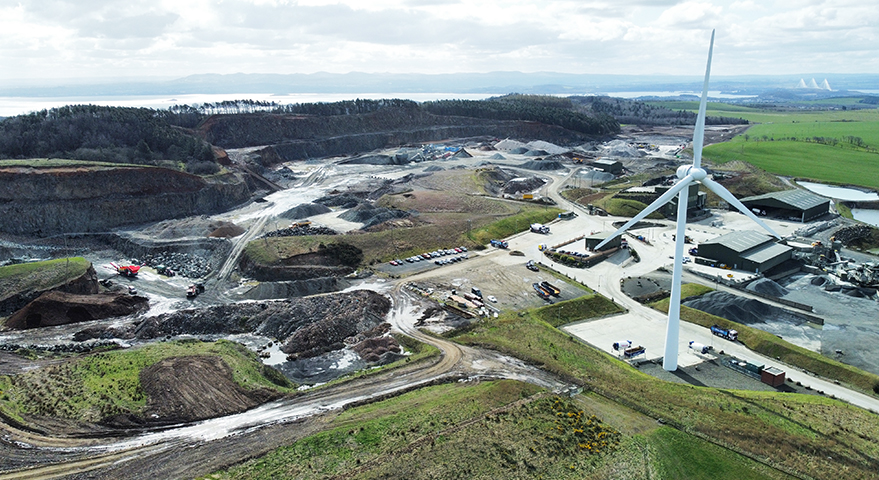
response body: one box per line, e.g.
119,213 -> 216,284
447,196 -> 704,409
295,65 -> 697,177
703,138 -> 879,190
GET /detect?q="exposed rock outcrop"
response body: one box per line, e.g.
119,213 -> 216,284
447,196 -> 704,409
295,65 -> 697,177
0,166 -> 251,236
5,291 -> 149,330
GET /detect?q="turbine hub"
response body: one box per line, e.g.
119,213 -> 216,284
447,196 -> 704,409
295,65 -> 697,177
676,165 -> 707,181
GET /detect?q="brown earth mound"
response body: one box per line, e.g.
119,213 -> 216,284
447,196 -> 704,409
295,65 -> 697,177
135,355 -> 281,425
5,291 -> 149,330
208,221 -> 246,238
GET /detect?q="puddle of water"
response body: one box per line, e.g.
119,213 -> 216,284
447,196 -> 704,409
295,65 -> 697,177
799,181 -> 879,201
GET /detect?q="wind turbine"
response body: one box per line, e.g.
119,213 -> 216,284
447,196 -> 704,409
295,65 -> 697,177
594,30 -> 781,371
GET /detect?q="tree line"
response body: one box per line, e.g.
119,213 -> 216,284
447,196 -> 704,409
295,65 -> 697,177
0,105 -> 218,174
570,96 -> 749,126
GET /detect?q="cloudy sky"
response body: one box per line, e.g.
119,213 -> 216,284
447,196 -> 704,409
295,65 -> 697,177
1,0 -> 877,83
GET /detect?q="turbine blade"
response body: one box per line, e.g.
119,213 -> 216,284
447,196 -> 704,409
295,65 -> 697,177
692,29 -> 715,169
595,176 -> 695,250
702,177 -> 781,239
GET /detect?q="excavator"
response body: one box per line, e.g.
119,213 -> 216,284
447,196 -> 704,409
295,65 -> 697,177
109,263 -> 141,277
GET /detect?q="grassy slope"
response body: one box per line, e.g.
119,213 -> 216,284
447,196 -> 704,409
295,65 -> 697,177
449,309 -> 879,479
205,380 -> 794,480
244,203 -> 562,266
0,340 -> 294,423
0,257 -> 92,301
705,139 -> 879,190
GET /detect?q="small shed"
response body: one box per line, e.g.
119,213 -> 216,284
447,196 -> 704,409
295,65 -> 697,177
585,232 -> 621,251
761,366 -> 786,387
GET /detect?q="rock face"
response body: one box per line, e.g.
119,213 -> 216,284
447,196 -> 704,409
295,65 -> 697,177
199,108 -> 596,166
0,166 -> 251,236
5,291 -> 149,329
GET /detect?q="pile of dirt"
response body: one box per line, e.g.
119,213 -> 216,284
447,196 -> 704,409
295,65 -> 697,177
132,355 -> 282,426
208,221 -> 245,238
78,290 -> 390,352
510,146 -> 530,154
351,336 -> 403,363
141,218 -> 244,240
519,159 -> 564,171
424,165 -> 445,172
746,277 -> 790,297
338,204 -> 410,229
489,153 -> 506,160
603,140 -> 642,158
5,291 -> 149,330
503,177 -> 547,195
279,203 -> 332,220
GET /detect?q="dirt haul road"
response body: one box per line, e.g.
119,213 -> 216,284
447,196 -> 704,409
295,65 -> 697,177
0,288 -> 563,480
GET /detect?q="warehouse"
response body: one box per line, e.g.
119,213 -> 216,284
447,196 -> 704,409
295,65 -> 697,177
739,189 -> 830,222
696,230 -> 792,273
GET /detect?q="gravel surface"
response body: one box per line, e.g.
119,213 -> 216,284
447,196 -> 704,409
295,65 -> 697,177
637,353 -> 823,397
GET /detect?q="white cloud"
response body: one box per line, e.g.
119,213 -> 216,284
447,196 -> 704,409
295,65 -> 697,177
0,0 -> 877,80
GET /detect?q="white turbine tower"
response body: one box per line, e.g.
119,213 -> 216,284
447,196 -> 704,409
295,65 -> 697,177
594,30 -> 782,371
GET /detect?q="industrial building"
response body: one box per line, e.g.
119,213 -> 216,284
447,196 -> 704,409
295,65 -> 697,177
696,230 -> 792,273
585,232 -> 621,251
592,159 -> 623,175
618,183 -> 707,218
739,189 -> 830,222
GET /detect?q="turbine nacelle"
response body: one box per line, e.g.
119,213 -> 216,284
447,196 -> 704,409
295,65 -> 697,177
676,165 -> 707,181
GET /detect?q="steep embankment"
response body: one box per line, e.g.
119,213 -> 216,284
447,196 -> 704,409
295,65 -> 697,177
0,258 -> 97,318
0,165 -> 251,236
198,108 -> 598,165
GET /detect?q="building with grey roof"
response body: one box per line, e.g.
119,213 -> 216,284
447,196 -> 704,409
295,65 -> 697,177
739,189 -> 830,222
697,230 -> 792,273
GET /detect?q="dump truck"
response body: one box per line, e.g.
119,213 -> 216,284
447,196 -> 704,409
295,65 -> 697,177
532,283 -> 551,300
490,239 -> 509,249
710,325 -> 738,341
530,223 -> 550,234
540,281 -> 560,296
623,345 -> 646,358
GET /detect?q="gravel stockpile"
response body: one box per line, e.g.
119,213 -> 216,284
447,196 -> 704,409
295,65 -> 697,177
523,149 -> 550,156
682,291 -> 810,326
134,252 -> 212,278
603,139 -> 641,157
746,278 -> 790,297
520,160 -> 564,171
279,203 -> 332,220
489,153 -> 506,160
263,225 -> 338,238
338,204 -> 410,229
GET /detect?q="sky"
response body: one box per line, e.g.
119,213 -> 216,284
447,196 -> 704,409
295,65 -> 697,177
1,0 -> 878,83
